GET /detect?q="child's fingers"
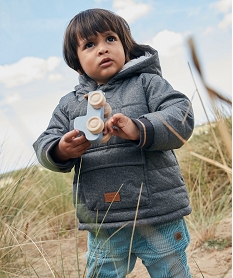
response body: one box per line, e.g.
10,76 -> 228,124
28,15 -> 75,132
63,129 -> 79,143
111,113 -> 124,123
104,114 -> 122,133
103,118 -> 114,133
74,139 -> 90,153
72,134 -> 90,147
112,114 -> 129,129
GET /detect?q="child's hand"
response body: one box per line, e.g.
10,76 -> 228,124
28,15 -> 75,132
104,113 -> 140,141
53,130 -> 91,162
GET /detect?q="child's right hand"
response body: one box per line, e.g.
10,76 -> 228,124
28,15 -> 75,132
53,130 -> 91,162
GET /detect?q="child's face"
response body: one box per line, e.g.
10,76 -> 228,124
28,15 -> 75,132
77,31 -> 126,84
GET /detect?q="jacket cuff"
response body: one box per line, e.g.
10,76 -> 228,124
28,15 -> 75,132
131,118 -> 154,148
45,139 -> 76,172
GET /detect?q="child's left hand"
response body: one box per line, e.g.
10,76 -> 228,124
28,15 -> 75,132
103,113 -> 140,141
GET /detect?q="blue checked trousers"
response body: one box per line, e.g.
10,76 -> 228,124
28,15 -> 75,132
86,218 -> 192,278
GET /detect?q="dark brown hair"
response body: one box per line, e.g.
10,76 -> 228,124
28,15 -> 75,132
63,8 -> 153,73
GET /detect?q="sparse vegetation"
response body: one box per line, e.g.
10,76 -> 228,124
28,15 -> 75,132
0,166 -> 75,276
176,117 -> 232,246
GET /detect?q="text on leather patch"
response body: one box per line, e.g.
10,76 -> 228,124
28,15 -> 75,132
104,192 -> 121,203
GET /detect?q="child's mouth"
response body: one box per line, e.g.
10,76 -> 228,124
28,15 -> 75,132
100,58 -> 112,66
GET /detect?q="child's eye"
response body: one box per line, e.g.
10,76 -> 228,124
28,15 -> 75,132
107,36 -> 116,42
85,42 -> 94,49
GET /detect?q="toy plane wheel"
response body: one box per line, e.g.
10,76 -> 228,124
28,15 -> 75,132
101,133 -> 111,143
104,102 -> 112,118
86,116 -> 104,134
88,91 -> 106,109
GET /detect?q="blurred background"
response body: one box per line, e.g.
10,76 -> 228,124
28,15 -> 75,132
0,0 -> 231,172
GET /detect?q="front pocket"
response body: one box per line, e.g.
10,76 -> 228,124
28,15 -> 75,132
79,144 -> 149,211
143,219 -> 190,255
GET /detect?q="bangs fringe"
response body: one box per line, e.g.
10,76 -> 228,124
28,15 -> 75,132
75,11 -> 116,43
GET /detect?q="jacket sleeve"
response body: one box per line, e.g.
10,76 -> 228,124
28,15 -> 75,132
33,99 -> 77,172
133,75 -> 194,151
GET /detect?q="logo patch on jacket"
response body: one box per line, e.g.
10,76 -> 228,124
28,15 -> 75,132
104,192 -> 121,203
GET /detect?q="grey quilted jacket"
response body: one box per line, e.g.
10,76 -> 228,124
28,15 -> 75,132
33,49 -> 194,231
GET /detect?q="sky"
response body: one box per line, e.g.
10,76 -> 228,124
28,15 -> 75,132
0,0 -> 232,173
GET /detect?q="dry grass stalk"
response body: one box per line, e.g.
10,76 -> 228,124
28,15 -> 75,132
187,38 -> 232,106
126,182 -> 143,276
189,151 -> 232,174
187,37 -> 232,183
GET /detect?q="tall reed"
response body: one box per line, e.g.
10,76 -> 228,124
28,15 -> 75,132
0,165 -> 74,276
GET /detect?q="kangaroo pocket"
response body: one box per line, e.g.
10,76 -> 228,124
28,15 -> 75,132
79,144 -> 149,211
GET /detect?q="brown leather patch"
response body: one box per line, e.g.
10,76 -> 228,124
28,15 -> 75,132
104,192 -> 120,203
174,232 -> 182,241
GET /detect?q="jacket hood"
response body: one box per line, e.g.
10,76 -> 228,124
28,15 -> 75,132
116,48 -> 162,80
75,47 -> 162,94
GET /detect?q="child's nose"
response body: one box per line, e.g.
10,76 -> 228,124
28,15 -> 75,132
98,44 -> 109,55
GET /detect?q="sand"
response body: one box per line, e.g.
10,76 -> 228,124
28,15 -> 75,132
16,216 -> 232,277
